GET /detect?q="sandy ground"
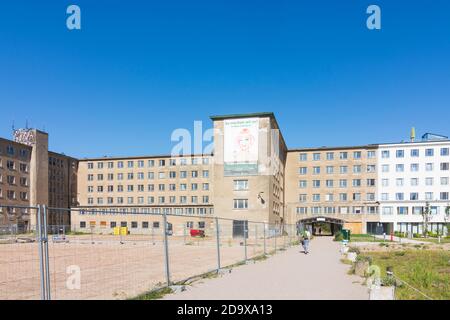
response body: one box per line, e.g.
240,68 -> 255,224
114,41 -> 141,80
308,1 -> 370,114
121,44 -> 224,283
164,237 -> 369,300
0,234 -> 288,300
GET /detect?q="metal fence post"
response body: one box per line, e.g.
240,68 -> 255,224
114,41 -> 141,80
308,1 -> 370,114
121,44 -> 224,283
244,222 -> 248,262
162,212 -> 171,287
36,205 -> 46,300
263,223 -> 267,255
42,205 -> 51,300
215,217 -> 221,271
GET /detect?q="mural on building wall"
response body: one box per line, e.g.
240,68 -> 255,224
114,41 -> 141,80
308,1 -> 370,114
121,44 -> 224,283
223,118 -> 259,176
13,129 -> 36,146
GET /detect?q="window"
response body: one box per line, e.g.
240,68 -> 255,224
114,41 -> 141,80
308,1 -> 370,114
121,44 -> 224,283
426,163 -> 434,171
234,199 -> 248,210
425,177 -> 434,186
80,221 -> 86,229
325,194 -> 333,202
411,178 -> 419,186
299,167 -> 307,175
411,163 -> 419,172
352,193 -> 361,201
313,167 -> 320,174
440,192 -> 449,200
353,165 -> 361,173
441,177 -> 449,185
441,148 -> 449,156
202,157 -> 210,165
352,179 -> 361,187
313,153 -> 321,161
410,193 -> 419,200
396,164 -> 404,172
381,193 -> 389,201
326,180 -> 334,188
313,180 -> 321,188
192,171 -> 199,178
440,163 -> 449,171
397,207 -> 408,215
153,222 -> 160,229
117,161 -> 124,168
312,194 -> 320,202
234,180 -> 249,190
159,160 -> 166,167
425,148 -> 434,157
127,161 -> 134,168
296,207 -> 308,214
367,165 -> 376,173
396,193 -> 404,201
299,153 -> 307,161
339,193 -> 347,201
367,179 -> 376,187
159,172 -> 166,179
299,180 -> 307,188
299,194 -> 307,202
396,178 -> 404,187
340,152 -> 348,160
382,179 -> 389,187
326,166 -> 334,174
410,149 -> 419,157
340,166 -> 348,174
191,183 -> 198,191
339,179 -> 347,188
396,150 -> 404,158
382,207 -> 393,215
203,170 -> 209,178
381,150 -> 390,159
326,152 -> 334,160
367,151 -> 376,159
353,151 -> 361,159
87,162 -> 94,169
366,193 -> 375,201
425,192 -> 433,200
148,160 -> 155,167
382,165 -> 389,173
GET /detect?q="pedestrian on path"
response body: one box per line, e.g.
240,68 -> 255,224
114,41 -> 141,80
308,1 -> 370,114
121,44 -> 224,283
301,229 -> 311,254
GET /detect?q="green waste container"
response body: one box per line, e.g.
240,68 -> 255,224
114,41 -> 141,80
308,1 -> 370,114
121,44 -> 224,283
341,229 -> 351,241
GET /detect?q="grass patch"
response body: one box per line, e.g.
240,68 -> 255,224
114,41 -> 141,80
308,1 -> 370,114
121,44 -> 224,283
359,250 -> 450,300
134,287 -> 173,300
349,234 -> 384,243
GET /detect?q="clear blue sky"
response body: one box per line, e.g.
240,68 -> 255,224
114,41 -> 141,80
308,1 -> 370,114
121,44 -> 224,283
1,1 -> 449,158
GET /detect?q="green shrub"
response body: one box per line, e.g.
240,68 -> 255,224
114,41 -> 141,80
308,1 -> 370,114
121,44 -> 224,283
334,231 -> 344,242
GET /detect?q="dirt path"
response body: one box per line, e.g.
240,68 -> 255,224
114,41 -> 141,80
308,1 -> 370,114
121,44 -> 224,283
164,237 -> 369,300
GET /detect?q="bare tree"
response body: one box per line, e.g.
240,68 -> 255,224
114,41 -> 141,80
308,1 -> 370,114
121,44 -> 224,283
421,202 -> 433,238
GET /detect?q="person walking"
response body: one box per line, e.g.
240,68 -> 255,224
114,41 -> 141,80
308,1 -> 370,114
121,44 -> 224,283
301,229 -> 311,254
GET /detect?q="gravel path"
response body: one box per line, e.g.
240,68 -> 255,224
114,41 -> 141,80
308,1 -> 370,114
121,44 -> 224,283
164,237 -> 369,300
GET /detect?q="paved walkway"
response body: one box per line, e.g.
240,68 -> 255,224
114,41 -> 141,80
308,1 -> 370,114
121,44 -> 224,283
164,237 -> 369,300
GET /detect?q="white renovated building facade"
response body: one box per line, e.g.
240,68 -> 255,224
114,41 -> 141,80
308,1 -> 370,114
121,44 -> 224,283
377,135 -> 450,235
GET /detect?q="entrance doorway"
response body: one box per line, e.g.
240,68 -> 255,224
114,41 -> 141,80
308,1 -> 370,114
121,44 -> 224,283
298,217 -> 345,237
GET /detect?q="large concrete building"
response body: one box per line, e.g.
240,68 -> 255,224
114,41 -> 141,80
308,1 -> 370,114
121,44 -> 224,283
0,128 -> 78,231
1,113 -> 449,236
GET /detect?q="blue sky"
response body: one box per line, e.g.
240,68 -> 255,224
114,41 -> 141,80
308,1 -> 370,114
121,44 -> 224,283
1,1 -> 449,158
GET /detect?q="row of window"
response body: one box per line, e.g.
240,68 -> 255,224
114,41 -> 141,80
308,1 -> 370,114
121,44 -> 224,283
298,193 -> 376,202
296,206 -> 378,215
381,206 -> 444,215
87,195 -> 210,205
78,207 -> 213,215
380,162 -> 449,172
298,165 -> 376,175
381,177 -> 449,187
381,192 -> 449,201
381,148 -> 450,159
299,151 -> 376,161
0,174 -> 28,186
0,189 -> 28,201
79,220 -> 207,230
0,159 -> 29,173
87,157 -> 211,170
87,170 -> 210,181
88,183 -> 210,193
0,146 -> 29,158
299,179 -> 376,188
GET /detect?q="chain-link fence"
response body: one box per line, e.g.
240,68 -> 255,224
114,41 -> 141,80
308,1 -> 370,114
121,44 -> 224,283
0,205 -> 300,300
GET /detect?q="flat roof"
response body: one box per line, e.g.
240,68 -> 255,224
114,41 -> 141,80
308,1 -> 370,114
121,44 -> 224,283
288,144 -> 379,152
79,153 -> 214,162
210,112 -> 275,121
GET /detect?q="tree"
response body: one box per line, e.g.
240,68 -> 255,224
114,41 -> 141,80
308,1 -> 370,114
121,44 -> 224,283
421,202 -> 433,238
445,204 -> 450,236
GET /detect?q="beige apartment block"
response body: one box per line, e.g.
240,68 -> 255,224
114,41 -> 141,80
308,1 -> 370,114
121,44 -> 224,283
73,154 -> 214,232
210,113 -> 288,230
285,146 -> 380,234
0,138 -> 32,229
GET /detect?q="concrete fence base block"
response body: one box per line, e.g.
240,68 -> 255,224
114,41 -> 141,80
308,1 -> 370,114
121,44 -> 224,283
369,286 -> 395,300
347,252 -> 357,263
169,286 -> 186,294
218,269 -> 232,276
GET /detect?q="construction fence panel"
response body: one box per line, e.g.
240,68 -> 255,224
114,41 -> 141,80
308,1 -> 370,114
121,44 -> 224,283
0,205 -> 43,300
46,207 -> 166,300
